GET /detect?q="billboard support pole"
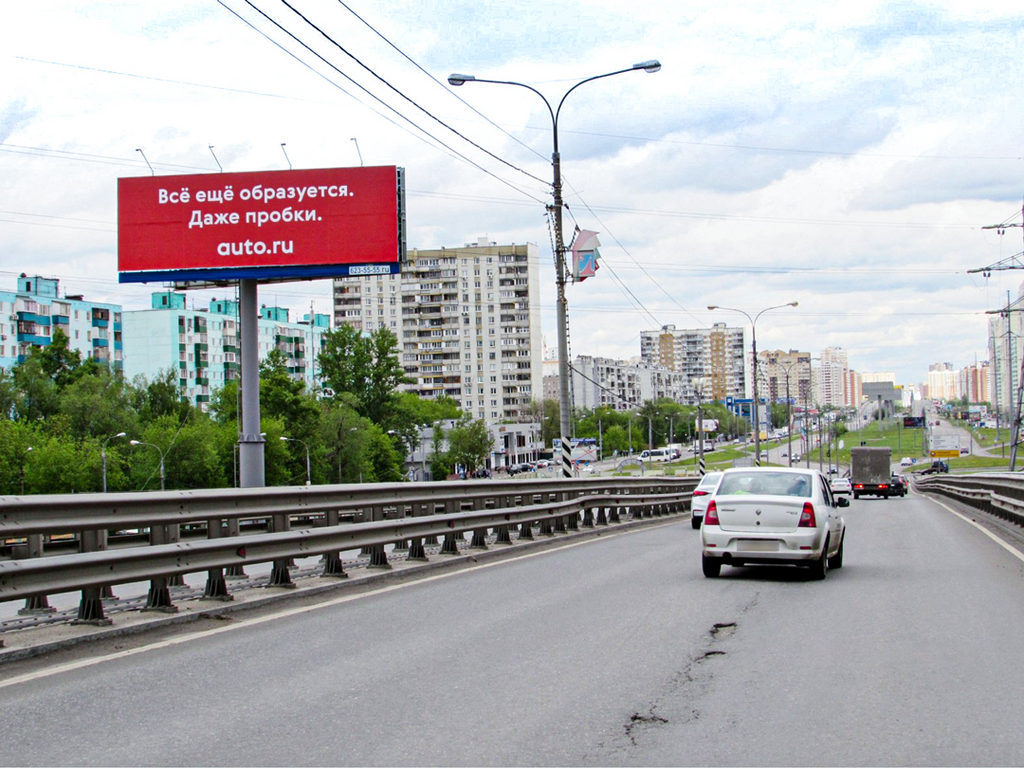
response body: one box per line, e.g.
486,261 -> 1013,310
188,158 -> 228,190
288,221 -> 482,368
238,278 -> 265,489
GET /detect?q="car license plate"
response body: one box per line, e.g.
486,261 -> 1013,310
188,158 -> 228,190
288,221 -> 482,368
740,540 -> 778,552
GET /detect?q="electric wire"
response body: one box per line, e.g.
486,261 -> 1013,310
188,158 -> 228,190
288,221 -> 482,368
332,0 -> 549,165
218,0 -> 547,205
276,0 -> 551,188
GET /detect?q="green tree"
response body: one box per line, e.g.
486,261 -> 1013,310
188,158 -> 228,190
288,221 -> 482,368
58,366 -> 137,441
11,356 -> 59,422
0,420 -> 39,494
446,417 -> 493,475
0,367 -> 16,419
32,326 -> 81,389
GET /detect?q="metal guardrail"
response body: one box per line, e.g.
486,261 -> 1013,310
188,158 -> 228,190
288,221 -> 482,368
0,476 -> 697,639
914,473 -> 1024,527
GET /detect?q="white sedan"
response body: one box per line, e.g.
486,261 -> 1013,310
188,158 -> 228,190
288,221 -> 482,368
830,476 -> 852,495
700,467 -> 848,579
690,471 -> 723,529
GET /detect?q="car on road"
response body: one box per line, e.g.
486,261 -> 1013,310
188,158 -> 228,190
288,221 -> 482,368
689,471 -> 723,529
700,467 -> 848,579
890,474 -> 907,496
900,456 -> 915,467
829,476 -> 852,495
921,460 -> 949,475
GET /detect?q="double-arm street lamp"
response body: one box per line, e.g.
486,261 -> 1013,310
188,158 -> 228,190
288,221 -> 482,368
281,436 -> 311,486
707,302 -> 798,466
449,60 -> 661,476
130,440 -> 168,491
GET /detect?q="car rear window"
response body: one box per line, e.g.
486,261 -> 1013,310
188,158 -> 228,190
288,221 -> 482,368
717,471 -> 812,498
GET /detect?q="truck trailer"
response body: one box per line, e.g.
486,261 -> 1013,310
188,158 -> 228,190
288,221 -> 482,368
850,446 -> 893,499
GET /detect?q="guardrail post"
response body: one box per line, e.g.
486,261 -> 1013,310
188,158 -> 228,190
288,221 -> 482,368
166,522 -> 185,587
224,519 -> 248,580
393,506 -> 410,552
265,510 -> 296,589
565,492 -> 580,530
18,534 -> 56,615
72,529 -> 112,625
407,537 -> 428,561
367,544 -> 391,569
320,509 -> 347,578
518,520 -> 534,540
202,518 -> 233,601
142,524 -> 178,613
604,491 -> 618,524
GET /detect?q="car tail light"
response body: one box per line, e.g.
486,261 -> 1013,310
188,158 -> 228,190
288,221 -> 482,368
704,500 -> 720,526
798,502 -> 816,527
879,484 -> 889,489
693,489 -> 709,496
853,483 -> 864,489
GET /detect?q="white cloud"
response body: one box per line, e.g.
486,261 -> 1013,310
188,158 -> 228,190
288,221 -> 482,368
2,0 -> 1023,387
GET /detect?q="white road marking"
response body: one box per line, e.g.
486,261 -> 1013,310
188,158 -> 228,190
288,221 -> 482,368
931,497 -> 1024,564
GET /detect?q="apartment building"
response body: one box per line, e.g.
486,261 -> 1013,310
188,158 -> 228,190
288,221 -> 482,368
758,349 -> 812,406
640,322 -> 747,402
814,347 -> 850,408
332,239 -> 542,423
568,355 -> 694,411
122,291 -> 329,408
0,274 -> 122,371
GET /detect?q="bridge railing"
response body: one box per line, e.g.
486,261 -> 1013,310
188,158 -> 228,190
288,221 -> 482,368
914,472 -> 1024,528
0,476 -> 697,635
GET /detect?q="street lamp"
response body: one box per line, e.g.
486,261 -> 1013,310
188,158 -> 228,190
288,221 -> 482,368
20,446 -> 32,494
101,431 -> 126,493
130,440 -> 167,491
450,60 -> 661,476
280,436 -> 311,486
707,302 -> 798,466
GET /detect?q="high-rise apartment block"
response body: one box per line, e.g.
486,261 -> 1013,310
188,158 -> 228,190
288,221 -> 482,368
759,349 -> 812,406
0,274 -> 122,371
640,323 -> 747,402
815,347 -> 850,407
332,240 -> 542,422
122,291 -> 329,408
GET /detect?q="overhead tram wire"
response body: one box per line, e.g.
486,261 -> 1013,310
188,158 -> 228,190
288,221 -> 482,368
274,0 -> 550,188
219,0 -> 547,205
332,0 -> 549,166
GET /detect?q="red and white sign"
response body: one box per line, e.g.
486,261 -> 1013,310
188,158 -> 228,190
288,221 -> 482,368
118,165 -> 404,283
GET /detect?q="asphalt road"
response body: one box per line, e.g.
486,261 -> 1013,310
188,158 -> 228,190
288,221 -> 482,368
1,491 -> 1022,766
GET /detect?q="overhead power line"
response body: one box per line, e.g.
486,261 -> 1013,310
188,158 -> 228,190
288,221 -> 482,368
275,0 -> 550,187
217,0 -> 547,205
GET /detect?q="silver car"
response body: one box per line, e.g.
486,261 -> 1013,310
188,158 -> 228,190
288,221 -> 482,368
700,467 -> 848,579
690,471 -> 723,529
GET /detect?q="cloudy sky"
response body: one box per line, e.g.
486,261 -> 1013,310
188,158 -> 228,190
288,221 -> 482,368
3,0 -> 1024,386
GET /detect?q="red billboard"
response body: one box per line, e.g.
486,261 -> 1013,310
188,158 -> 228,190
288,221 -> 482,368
118,165 -> 405,283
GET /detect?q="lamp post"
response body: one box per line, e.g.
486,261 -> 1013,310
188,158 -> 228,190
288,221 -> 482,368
776,359 -> 805,467
20,446 -> 32,494
101,431 -> 126,493
707,302 -> 798,466
130,440 -> 167,491
449,60 -> 661,476
281,436 -> 311,486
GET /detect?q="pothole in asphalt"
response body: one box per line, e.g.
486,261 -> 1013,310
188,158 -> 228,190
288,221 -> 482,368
710,621 -> 737,639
